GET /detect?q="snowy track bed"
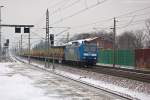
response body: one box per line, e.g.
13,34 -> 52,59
13,56 -> 150,100
94,64 -> 150,83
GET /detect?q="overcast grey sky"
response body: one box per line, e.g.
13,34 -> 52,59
0,0 -> 150,47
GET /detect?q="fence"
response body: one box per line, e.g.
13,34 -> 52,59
98,49 -> 135,67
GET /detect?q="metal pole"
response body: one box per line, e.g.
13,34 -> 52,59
52,37 -> 54,70
19,40 -> 20,55
113,18 -> 116,67
17,42 -> 19,54
47,10 -> 50,68
44,34 -> 47,67
0,6 -> 4,62
28,31 -> 31,64
21,34 -> 22,54
45,9 -> 50,68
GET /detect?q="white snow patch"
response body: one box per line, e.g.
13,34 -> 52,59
54,69 -> 150,100
0,63 -> 58,100
81,78 -> 150,100
52,67 -> 150,100
0,63 -> 14,74
97,63 -> 135,69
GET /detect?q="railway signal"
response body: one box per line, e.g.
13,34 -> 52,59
4,42 -> 8,47
50,34 -> 54,46
5,39 -> 9,47
15,27 -> 21,33
6,39 -> 9,44
15,27 -> 30,33
24,27 -> 30,33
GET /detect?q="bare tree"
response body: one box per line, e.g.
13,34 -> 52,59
134,30 -> 146,49
145,19 -> 150,48
117,30 -> 146,49
117,31 -> 136,49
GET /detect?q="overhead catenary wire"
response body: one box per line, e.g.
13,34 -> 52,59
34,2 -> 150,31
50,0 -> 81,15
117,12 -> 150,19
71,7 -> 150,30
65,8 -> 150,34
32,1 -> 150,44
116,6 -> 150,18
33,0 -> 70,28
51,0 -> 108,25
33,0 -> 84,28
117,15 -> 136,29
117,19 -> 148,29
32,0 -> 79,41
31,31 -> 45,39
71,18 -> 113,29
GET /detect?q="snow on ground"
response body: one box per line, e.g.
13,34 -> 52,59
81,78 -> 150,100
15,56 -> 150,100
0,63 -> 14,74
97,63 -> 135,69
55,69 -> 150,100
0,63 -> 58,100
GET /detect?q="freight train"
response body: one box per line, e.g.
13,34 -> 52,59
20,40 -> 98,66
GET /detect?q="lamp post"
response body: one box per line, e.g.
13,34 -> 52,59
0,6 -> 4,62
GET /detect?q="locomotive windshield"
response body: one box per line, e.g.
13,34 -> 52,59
83,44 -> 97,52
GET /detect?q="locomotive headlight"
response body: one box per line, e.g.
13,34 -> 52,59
91,54 -> 96,56
84,53 -> 88,56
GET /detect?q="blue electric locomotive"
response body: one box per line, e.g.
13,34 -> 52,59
64,40 -> 98,66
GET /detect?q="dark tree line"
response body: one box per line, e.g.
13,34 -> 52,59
117,30 -> 146,49
145,19 -> 150,48
117,19 -> 150,49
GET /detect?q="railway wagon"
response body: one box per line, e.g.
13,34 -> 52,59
31,49 -> 45,57
64,40 -> 97,65
48,46 -> 65,62
20,49 -> 29,57
30,46 -> 65,61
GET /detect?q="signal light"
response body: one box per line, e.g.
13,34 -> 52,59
51,41 -> 54,46
50,34 -> 54,40
6,39 -> 9,44
50,34 -> 54,46
15,27 -> 21,33
24,27 -> 30,33
4,43 -> 8,47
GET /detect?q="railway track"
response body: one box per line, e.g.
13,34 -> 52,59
18,55 -> 150,83
12,56 -> 135,100
64,64 -> 150,83
83,65 -> 150,83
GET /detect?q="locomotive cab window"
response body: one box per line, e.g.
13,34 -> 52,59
84,42 -> 97,52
